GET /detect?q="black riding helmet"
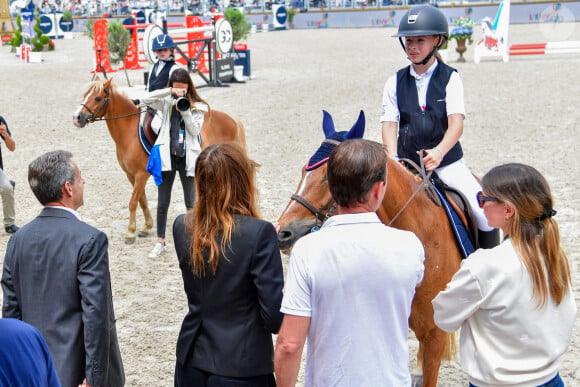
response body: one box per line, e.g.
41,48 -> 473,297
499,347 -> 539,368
396,5 -> 449,65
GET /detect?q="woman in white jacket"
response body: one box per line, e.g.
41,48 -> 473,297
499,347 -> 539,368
432,163 -> 576,387
140,68 -> 210,258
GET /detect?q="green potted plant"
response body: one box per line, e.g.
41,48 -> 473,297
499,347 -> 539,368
61,10 -> 74,35
85,19 -> 96,40
107,20 -> 132,86
31,11 -> 54,52
224,8 -> 253,80
9,15 -> 23,52
224,7 -> 251,43
287,7 -> 297,29
449,16 -> 474,62
62,10 -> 73,22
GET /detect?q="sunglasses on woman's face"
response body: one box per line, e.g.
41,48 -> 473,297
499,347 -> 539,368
477,191 -> 501,208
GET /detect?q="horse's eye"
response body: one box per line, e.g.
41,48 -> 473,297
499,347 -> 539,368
95,97 -> 102,102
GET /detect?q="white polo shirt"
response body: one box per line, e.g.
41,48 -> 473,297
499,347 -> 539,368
281,212 -> 425,387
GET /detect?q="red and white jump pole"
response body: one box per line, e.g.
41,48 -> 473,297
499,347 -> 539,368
474,0 -> 580,63
509,41 -> 580,56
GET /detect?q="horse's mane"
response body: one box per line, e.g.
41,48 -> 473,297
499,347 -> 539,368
388,155 -> 424,184
85,80 -> 107,95
85,79 -> 132,102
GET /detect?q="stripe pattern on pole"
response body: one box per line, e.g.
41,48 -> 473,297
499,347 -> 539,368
509,41 -> 580,56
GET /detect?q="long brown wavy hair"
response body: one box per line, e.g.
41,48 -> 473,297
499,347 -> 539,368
481,163 -> 571,306
168,68 -> 210,110
187,143 -> 260,276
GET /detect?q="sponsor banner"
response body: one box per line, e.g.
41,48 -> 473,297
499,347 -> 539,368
273,5 -> 287,29
216,57 -> 234,82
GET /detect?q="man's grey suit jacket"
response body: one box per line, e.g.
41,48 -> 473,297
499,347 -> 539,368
2,207 -> 125,387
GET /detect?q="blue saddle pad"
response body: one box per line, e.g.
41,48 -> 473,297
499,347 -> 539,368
138,125 -> 153,155
433,186 -> 475,259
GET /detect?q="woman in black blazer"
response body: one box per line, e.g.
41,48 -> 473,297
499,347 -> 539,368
172,143 -> 284,386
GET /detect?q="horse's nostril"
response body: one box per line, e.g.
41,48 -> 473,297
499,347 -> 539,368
277,230 -> 294,252
277,229 -> 292,242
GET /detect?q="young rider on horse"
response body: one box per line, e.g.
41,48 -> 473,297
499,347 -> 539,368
135,34 -> 182,136
147,34 -> 179,92
380,4 -> 499,248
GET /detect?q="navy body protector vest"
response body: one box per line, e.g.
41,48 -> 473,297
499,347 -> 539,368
148,60 -> 176,91
396,62 -> 463,167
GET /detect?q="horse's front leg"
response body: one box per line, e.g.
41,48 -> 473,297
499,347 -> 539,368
124,175 -> 141,244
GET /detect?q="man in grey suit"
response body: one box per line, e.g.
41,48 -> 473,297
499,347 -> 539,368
1,150 -> 125,387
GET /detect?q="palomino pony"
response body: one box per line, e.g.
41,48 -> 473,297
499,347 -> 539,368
73,77 -> 247,244
276,111 -> 461,387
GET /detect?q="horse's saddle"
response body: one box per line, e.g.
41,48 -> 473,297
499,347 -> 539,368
138,107 -> 205,155
402,157 -> 479,256
142,107 -> 160,146
430,174 -> 479,256
138,107 -> 162,155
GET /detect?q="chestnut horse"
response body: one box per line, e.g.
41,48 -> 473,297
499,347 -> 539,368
73,77 -> 247,244
276,111 -> 461,387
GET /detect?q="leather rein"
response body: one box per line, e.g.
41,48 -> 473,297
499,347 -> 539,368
289,144 -> 441,229
387,154 -> 441,226
81,89 -> 142,123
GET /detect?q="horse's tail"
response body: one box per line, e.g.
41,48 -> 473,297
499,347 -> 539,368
416,331 -> 457,372
235,118 -> 248,154
442,331 -> 457,361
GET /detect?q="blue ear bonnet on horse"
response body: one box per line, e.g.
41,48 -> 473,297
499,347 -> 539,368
306,110 -> 366,171
306,132 -> 344,171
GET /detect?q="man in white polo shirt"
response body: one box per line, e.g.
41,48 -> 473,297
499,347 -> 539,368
274,139 -> 425,387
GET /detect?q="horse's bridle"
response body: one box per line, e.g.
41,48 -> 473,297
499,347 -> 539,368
387,155 -> 441,226
290,193 -> 337,230
81,89 -> 142,123
81,89 -> 110,123
288,138 -> 340,229
289,142 -> 440,230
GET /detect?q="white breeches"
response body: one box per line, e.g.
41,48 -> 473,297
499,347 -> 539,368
436,159 -> 493,231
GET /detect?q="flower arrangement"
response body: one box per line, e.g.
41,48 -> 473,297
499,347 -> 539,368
449,16 -> 474,45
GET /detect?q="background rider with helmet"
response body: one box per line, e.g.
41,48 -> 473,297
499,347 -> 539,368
147,33 -> 180,92
380,4 -> 500,249
135,33 -> 182,129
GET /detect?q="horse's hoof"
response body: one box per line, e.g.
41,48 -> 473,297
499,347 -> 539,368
411,373 -> 423,387
125,237 -> 136,244
137,231 -> 149,238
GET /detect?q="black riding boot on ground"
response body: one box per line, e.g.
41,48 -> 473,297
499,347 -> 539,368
478,229 -> 501,249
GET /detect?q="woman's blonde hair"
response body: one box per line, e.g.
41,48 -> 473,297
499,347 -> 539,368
482,163 -> 571,306
187,143 -> 260,276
